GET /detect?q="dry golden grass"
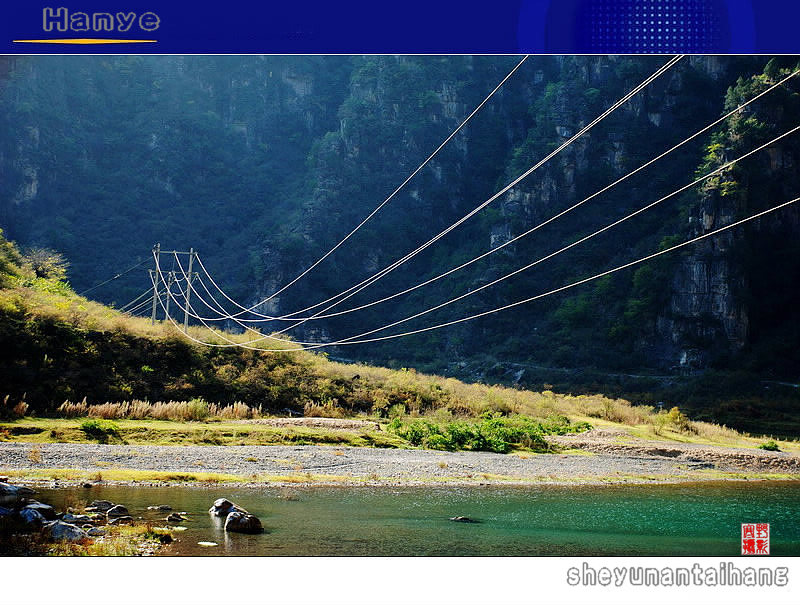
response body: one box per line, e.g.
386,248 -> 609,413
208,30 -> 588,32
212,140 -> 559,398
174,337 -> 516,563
0,271 -> 756,449
57,398 -> 260,421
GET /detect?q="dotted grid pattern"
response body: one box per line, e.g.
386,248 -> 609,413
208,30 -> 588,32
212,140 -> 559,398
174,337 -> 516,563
581,0 -> 728,53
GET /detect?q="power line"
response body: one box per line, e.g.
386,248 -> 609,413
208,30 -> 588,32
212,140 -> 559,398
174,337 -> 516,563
123,296 -> 155,317
205,55 -> 530,319
276,67 -> 800,322
268,55 -> 685,326
194,55 -> 684,327
333,194 -> 800,346
118,286 -> 154,312
178,121 -> 800,350
78,258 -> 149,296
320,124 -> 800,346
150,194 -> 800,351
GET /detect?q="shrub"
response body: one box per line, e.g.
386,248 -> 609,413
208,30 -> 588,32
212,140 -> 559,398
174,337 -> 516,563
186,397 -> 210,421
651,411 -> 670,436
666,406 -> 694,433
80,419 -> 120,442
23,247 -> 69,281
758,440 -> 780,452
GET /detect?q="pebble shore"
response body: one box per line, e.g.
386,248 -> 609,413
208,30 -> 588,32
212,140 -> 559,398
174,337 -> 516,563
2,438 -> 798,486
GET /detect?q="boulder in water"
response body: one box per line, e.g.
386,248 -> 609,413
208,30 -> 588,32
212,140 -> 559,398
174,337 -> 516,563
208,498 -> 248,517
106,504 -> 129,518
166,512 -> 185,523
85,500 -> 115,513
449,516 -> 480,523
224,511 -> 263,534
62,512 -> 92,524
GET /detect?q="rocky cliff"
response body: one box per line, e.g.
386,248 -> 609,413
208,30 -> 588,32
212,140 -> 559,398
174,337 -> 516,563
0,55 -> 797,377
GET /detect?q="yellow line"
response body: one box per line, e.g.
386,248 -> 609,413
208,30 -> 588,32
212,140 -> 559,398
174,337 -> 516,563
13,38 -> 158,45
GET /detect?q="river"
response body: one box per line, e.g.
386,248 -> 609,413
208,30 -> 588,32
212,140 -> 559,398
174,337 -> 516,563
37,481 -> 800,556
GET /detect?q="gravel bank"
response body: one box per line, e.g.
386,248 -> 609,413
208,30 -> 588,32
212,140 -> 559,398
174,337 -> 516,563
2,439 -> 798,486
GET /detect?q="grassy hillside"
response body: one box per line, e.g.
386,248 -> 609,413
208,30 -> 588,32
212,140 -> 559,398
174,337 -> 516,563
0,230 -> 796,453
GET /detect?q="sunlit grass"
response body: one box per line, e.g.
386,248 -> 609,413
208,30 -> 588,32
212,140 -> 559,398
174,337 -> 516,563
0,417 -> 407,448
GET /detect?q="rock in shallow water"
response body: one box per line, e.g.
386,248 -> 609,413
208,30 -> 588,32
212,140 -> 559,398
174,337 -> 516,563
208,498 -> 249,517
449,516 -> 480,523
106,505 -> 129,518
43,521 -> 89,542
0,482 -> 36,506
61,512 -> 91,524
224,511 -> 263,534
166,512 -> 185,523
85,500 -> 114,513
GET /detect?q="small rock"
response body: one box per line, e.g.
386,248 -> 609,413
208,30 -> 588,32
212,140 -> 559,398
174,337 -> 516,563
166,513 -> 185,523
19,507 -> 46,526
224,511 -> 263,534
22,501 -> 57,521
108,516 -> 133,525
147,505 -> 172,511
449,516 -> 480,523
43,521 -> 89,543
82,483 -> 93,489
85,500 -> 115,512
86,527 -> 106,537
62,512 -> 92,524
106,504 -> 129,518
197,541 -> 218,547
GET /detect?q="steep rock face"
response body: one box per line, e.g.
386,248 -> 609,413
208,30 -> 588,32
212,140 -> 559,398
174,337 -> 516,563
661,186 -> 748,370
658,59 -> 800,371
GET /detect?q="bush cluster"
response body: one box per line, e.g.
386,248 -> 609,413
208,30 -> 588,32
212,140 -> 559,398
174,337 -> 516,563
388,413 -> 591,453
79,419 -> 120,442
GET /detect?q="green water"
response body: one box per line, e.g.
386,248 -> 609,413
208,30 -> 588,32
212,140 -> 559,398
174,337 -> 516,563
37,482 -> 800,556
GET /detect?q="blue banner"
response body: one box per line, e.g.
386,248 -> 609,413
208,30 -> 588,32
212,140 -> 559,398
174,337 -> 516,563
0,1 -> 797,54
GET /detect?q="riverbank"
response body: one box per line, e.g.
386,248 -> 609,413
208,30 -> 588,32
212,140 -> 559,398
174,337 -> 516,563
2,435 -> 799,488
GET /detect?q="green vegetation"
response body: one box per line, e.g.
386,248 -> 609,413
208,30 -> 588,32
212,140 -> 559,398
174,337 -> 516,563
758,440 -> 781,452
79,419 -> 120,442
0,417 -> 406,448
388,413 -> 591,453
